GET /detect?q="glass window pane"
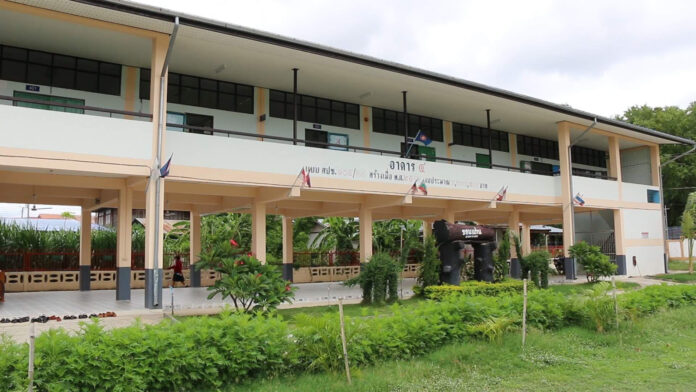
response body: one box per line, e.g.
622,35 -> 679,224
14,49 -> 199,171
200,78 -> 217,91
346,104 -> 358,114
269,100 -> 284,117
270,89 -> 285,102
237,85 -> 253,97
167,72 -> 180,85
317,108 -> 331,124
3,46 -> 27,60
218,92 -> 235,111
52,68 -> 75,89
331,112 -> 346,127
181,75 -> 198,88
75,71 -> 98,92
346,113 -> 359,129
220,82 -> 236,94
28,51 -> 51,65
331,101 -> 344,112
99,74 -> 120,95
199,89 -> 217,108
140,81 -> 150,100
1,59 -> 26,82
99,62 -> 121,76
167,84 -> 180,103
317,98 -> 330,109
302,95 -> 315,106
54,55 -> 76,69
236,96 -> 253,114
27,63 -> 51,85
76,58 -> 98,72
166,112 -> 185,131
181,86 -> 198,106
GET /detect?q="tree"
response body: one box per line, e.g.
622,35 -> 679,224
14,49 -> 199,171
681,192 -> 696,274
619,103 -> 696,226
345,252 -> 400,305
60,211 -> 76,229
493,230 -> 511,282
568,241 -> 617,283
416,235 -> 440,293
310,217 -> 359,251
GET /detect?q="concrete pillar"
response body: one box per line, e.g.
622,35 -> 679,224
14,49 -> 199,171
557,122 -> 573,258
650,145 -> 661,187
116,187 -> 132,300
251,202 -> 267,263
521,223 -> 531,256
144,35 -> 169,309
444,210 -> 455,223
282,216 -> 294,281
613,209 -> 627,275
189,208 -> 201,287
359,206 -> 373,263
508,208 -> 521,278
79,207 -> 91,291
422,220 -> 432,242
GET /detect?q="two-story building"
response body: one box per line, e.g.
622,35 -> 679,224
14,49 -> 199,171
1,0 -> 692,308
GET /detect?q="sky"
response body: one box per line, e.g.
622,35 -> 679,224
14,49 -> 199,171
2,0 -> 695,218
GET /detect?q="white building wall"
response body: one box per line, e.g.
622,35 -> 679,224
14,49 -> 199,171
622,182 -> 659,203
573,176 -> 620,201
622,208 -> 664,276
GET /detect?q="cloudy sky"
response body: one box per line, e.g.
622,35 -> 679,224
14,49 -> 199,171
2,0 -> 694,218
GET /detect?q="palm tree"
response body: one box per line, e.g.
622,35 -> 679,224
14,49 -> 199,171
311,217 -> 359,251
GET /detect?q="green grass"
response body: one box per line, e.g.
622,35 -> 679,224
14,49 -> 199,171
277,297 -> 424,321
651,273 -> 696,283
547,281 -> 640,295
668,260 -> 691,271
224,306 -> 696,392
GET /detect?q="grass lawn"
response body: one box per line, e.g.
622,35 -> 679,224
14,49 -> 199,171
225,306 -> 696,392
668,260 -> 691,271
651,273 -> 696,283
546,280 -> 640,295
277,297 -> 425,321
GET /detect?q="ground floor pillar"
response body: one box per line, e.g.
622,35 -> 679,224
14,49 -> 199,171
521,223 -> 532,257
282,216 -> 294,281
144,177 -> 164,309
359,206 -> 373,263
251,202 -> 267,263
613,209 -> 627,275
422,220 -> 432,242
189,207 -> 201,287
508,208 -> 521,278
116,187 -> 133,300
79,207 -> 91,291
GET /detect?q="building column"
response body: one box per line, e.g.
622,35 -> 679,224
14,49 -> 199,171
116,187 -> 133,300
521,223 -> 531,256
422,220 -> 432,242
608,137 -> 627,275
443,210 -> 455,223
558,122 -> 576,279
251,202 -> 267,263
282,216 -> 294,281
650,145 -> 661,187
189,207 -> 201,287
144,35 -> 169,309
79,207 -> 91,291
359,206 -> 373,263
508,208 -> 521,278
509,133 -> 518,167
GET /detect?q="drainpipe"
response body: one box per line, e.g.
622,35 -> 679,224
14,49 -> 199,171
659,143 -> 696,273
151,16 -> 179,308
565,118 -> 597,279
486,109 -> 492,167
292,68 -> 298,145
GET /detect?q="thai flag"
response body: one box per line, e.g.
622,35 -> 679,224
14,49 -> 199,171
573,193 -> 585,206
495,186 -> 508,201
409,181 -> 418,194
414,130 -> 432,145
301,168 -> 312,188
418,181 -> 428,195
159,154 -> 173,178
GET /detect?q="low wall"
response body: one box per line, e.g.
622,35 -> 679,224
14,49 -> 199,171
667,238 -> 693,260
4,265 -> 419,292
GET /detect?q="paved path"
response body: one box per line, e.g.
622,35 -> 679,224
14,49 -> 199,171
1,279 -> 417,342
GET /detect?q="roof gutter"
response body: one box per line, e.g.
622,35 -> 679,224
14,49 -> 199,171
75,0 -> 694,146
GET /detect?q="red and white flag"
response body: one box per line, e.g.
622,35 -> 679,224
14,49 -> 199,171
301,168 -> 312,188
495,185 -> 508,201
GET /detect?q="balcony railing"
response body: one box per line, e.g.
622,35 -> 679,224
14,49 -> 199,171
0,94 -> 616,181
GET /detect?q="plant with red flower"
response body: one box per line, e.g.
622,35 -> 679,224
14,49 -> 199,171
229,238 -> 239,247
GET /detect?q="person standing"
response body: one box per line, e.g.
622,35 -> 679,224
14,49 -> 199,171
168,255 -> 186,287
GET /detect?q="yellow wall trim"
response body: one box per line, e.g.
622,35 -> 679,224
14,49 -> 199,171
362,105 -> 371,148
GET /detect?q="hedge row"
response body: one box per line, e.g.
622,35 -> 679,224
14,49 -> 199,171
424,280 -> 525,300
2,284 -> 696,391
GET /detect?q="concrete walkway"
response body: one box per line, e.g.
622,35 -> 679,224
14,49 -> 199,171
1,279 -> 417,342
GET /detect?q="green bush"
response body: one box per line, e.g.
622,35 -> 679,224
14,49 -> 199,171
416,235 -> 440,294
424,280 -> 524,300
345,252 -> 400,305
196,255 -> 295,313
521,250 -> 551,288
493,230 -> 511,282
569,242 -> 617,282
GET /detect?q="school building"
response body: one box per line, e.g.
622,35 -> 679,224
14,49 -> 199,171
1,0 -> 692,308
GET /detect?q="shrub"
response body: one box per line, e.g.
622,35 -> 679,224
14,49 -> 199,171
346,252 -> 400,305
577,282 -> 615,332
424,280 -> 524,300
493,230 -> 511,282
569,242 -> 617,282
521,250 -> 551,288
416,235 -> 440,293
196,255 -> 295,313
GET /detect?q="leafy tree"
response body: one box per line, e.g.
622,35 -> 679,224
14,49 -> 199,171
311,217 -> 359,251
681,192 -> 696,274
416,235 -> 440,293
196,254 -> 295,313
619,102 -> 696,225
568,241 -> 617,283
493,230 -> 511,282
345,252 -> 400,305
512,233 -> 550,288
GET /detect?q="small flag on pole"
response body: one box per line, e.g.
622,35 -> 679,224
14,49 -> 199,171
301,168 -> 312,188
573,193 -> 585,206
414,130 -> 432,146
495,185 -> 508,201
159,154 -> 173,178
409,181 -> 418,194
418,181 -> 428,196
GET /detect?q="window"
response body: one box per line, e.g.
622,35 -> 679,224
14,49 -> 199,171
185,113 -> 213,135
269,90 -> 360,129
647,189 -> 660,203
476,153 -> 491,168
373,108 -> 443,142
517,135 -> 559,160
571,145 -> 607,168
166,112 -> 185,131
140,69 -> 254,114
452,123 -> 509,152
0,44 -> 121,95
400,143 -> 435,161
13,91 -> 84,114
305,129 -> 328,149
